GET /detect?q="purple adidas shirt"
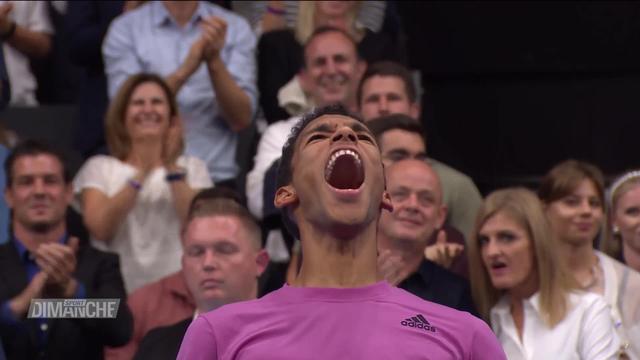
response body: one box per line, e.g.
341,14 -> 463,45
177,281 -> 505,359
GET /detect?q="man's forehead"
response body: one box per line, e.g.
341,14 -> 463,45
13,154 -> 64,174
186,214 -> 249,237
388,160 -> 434,182
299,114 -> 370,138
363,75 -> 406,94
305,32 -> 356,59
381,130 -> 425,150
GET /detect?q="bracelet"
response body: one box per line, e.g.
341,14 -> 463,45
128,179 -> 142,191
0,21 -> 16,41
266,5 -> 285,16
166,171 -> 187,182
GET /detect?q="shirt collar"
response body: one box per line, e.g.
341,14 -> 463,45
166,270 -> 195,306
152,1 -> 206,28
491,292 -> 543,320
13,233 -> 68,262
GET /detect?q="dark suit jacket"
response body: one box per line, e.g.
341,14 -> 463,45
133,317 -> 191,360
399,259 -> 477,316
0,232 -> 133,359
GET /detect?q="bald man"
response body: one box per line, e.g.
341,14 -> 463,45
378,159 -> 475,313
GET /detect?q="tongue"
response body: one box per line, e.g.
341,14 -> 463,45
326,154 -> 364,190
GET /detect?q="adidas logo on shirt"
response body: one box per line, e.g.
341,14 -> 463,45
401,314 -> 437,333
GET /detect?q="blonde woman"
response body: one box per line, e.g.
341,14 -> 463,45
605,170 -> 640,272
469,188 -> 620,359
73,73 -> 212,293
539,160 -> 640,359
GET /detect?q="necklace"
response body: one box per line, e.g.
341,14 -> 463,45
581,257 -> 600,290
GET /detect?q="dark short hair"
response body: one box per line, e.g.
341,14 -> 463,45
366,113 -> 426,145
276,104 -> 366,238
4,139 -> 70,187
302,26 -> 361,68
357,61 -> 417,106
184,187 -> 262,250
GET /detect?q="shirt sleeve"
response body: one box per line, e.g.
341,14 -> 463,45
73,156 -> 112,197
177,316 -> 218,360
224,15 -> 258,116
24,1 -> 54,34
578,296 -> 622,360
245,121 -> 289,219
103,13 -> 143,98
469,316 -> 507,360
182,156 -> 213,189
0,301 -> 17,326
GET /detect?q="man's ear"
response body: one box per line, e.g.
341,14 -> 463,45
356,60 -> 367,79
381,190 -> 393,213
410,102 -> 421,120
436,204 -> 448,229
4,187 -> 13,209
255,249 -> 270,277
274,185 -> 298,209
298,70 -> 311,94
64,183 -> 73,205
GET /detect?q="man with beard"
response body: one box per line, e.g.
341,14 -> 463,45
177,105 -> 505,359
0,140 -> 132,359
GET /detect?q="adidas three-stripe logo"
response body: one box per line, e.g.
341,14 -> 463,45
400,314 -> 437,333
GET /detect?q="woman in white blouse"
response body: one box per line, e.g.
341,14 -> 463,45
469,188 -> 621,360
539,160 -> 640,359
73,73 -> 212,293
604,170 -> 640,273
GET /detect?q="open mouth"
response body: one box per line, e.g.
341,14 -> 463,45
136,114 -> 162,126
490,261 -> 507,271
319,74 -> 347,90
325,149 -> 364,190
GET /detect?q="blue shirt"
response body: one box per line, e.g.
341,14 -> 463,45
0,235 -> 86,351
103,1 -> 257,181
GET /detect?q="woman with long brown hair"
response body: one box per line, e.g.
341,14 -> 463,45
469,187 -> 620,359
539,160 -> 640,359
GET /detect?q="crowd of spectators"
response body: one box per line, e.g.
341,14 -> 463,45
0,1 -> 638,359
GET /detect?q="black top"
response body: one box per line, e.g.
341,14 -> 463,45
134,317 -> 191,360
0,210 -> 132,360
398,259 -> 477,316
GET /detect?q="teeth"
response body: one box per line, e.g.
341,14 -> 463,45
325,149 -> 361,177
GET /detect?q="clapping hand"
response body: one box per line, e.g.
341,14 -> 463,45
35,236 -> 80,298
377,249 -> 410,286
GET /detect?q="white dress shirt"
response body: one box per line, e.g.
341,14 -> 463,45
491,291 -> 621,360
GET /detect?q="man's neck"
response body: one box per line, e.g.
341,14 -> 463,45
13,221 -> 66,252
163,1 -> 199,27
294,222 -> 379,288
623,241 -> 640,271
